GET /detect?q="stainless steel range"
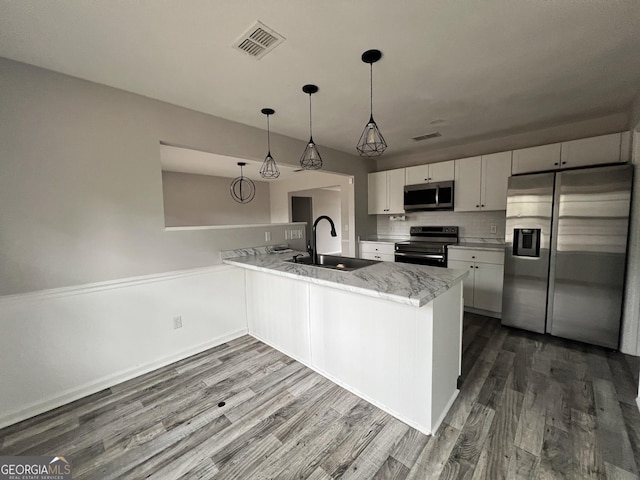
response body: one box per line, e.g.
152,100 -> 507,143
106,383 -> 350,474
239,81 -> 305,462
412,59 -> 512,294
394,226 -> 459,267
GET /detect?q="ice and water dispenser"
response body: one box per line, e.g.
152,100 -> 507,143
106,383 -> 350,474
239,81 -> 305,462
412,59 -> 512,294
513,228 -> 541,257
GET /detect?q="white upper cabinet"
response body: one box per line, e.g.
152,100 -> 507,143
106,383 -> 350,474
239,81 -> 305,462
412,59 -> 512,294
512,132 -> 630,174
480,152 -> 512,211
454,156 -> 482,212
560,132 -> 629,168
455,152 -> 511,211
368,169 -> 405,214
512,143 -> 562,174
405,160 -> 454,185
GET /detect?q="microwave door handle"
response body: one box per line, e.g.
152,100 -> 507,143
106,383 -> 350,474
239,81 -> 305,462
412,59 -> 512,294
435,185 -> 440,207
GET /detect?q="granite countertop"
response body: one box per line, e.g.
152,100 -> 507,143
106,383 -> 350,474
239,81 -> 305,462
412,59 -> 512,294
450,242 -> 505,252
359,236 -> 409,244
222,248 -> 468,308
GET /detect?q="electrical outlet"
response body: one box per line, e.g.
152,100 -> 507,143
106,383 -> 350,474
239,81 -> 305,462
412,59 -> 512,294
490,224 -> 497,234
173,315 -> 183,329
265,231 -> 271,241
284,229 -> 289,240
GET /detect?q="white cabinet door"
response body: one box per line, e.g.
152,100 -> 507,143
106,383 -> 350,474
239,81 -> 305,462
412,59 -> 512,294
481,151 -> 511,211
512,143 -> 561,174
454,156 -> 482,211
429,160 -> 455,182
560,133 -> 623,169
448,259 -> 474,307
405,161 -> 454,185
387,168 -> 406,214
245,270 -> 311,363
368,171 -> 388,214
473,262 -> 504,312
368,170 -> 405,214
405,164 -> 430,185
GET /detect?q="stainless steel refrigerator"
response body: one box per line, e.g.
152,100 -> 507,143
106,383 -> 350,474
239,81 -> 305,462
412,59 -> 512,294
501,164 -> 633,349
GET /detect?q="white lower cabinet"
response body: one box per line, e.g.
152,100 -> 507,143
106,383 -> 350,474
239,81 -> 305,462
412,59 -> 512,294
245,270 -> 311,363
359,241 -> 395,261
448,247 -> 504,316
242,268 -> 463,435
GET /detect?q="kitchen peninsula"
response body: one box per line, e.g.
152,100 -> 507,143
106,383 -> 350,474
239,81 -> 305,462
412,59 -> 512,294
223,249 -> 467,435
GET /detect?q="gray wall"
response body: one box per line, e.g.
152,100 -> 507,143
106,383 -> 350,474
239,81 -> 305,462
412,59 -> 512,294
0,57 -> 375,296
162,171 -> 271,227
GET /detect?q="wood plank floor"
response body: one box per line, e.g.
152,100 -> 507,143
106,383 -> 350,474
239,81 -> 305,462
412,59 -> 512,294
1,313 -> 639,479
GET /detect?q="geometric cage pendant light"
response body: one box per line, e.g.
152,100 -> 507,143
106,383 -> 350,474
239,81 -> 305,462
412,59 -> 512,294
299,84 -> 323,170
230,162 -> 256,204
356,49 -> 387,157
259,108 -> 280,179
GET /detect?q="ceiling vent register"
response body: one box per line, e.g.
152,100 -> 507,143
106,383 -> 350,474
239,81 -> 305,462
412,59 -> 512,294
233,21 -> 285,59
412,132 -> 442,142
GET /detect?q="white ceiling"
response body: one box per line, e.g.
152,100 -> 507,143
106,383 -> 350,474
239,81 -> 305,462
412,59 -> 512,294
1,1 -> 640,158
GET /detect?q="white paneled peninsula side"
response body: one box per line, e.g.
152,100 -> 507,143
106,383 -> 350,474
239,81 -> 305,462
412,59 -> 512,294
223,249 -> 468,435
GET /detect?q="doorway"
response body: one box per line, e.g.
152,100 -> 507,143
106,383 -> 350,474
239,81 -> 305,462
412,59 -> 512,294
291,196 -> 313,247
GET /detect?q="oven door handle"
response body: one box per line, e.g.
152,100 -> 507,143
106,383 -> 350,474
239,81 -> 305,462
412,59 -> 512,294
435,185 -> 440,207
394,252 -> 445,260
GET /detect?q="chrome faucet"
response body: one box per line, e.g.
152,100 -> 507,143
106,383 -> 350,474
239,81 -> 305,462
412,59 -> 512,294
311,215 -> 337,265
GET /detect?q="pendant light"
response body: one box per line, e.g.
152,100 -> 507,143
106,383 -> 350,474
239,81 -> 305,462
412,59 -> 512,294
230,162 -> 256,204
300,84 -> 322,170
356,49 -> 387,157
259,108 -> 280,179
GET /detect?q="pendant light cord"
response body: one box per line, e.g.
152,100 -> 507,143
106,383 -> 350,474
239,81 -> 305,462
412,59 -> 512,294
266,114 -> 271,153
370,63 -> 374,118
308,93 -> 313,139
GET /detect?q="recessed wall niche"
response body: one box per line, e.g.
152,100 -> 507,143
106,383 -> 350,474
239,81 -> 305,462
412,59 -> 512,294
160,144 -> 278,227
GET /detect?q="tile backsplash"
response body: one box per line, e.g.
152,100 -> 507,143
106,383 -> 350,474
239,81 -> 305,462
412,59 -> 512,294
377,210 -> 506,242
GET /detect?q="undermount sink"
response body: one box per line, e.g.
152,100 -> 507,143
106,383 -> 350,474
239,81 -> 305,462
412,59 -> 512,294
286,254 -> 380,271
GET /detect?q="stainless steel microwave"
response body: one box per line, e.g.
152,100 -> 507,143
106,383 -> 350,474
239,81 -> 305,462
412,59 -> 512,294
404,181 -> 455,211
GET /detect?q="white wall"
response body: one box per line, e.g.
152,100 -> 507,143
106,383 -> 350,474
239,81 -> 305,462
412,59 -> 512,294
0,265 -> 246,429
270,170 -> 356,256
291,188 -> 342,254
162,171 -> 271,226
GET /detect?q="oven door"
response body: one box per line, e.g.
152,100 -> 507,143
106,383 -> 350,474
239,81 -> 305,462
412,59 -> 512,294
394,251 -> 447,267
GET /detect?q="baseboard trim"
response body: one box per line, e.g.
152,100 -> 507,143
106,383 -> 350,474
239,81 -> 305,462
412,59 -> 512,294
0,328 -> 247,430
464,306 -> 501,319
0,264 -> 235,305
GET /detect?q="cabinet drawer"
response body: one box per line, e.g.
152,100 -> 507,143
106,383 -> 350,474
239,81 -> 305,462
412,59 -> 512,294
448,248 -> 504,265
360,242 -> 395,255
361,252 -> 395,262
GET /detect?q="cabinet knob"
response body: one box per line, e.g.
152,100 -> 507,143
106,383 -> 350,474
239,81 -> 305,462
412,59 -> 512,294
562,161 -> 567,165
476,205 -> 479,208
472,256 -> 475,259
554,162 -> 559,166
475,266 -> 479,269
481,204 -> 485,207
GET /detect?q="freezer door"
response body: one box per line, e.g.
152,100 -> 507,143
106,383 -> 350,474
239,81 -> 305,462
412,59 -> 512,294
548,165 -> 633,348
502,173 -> 554,333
